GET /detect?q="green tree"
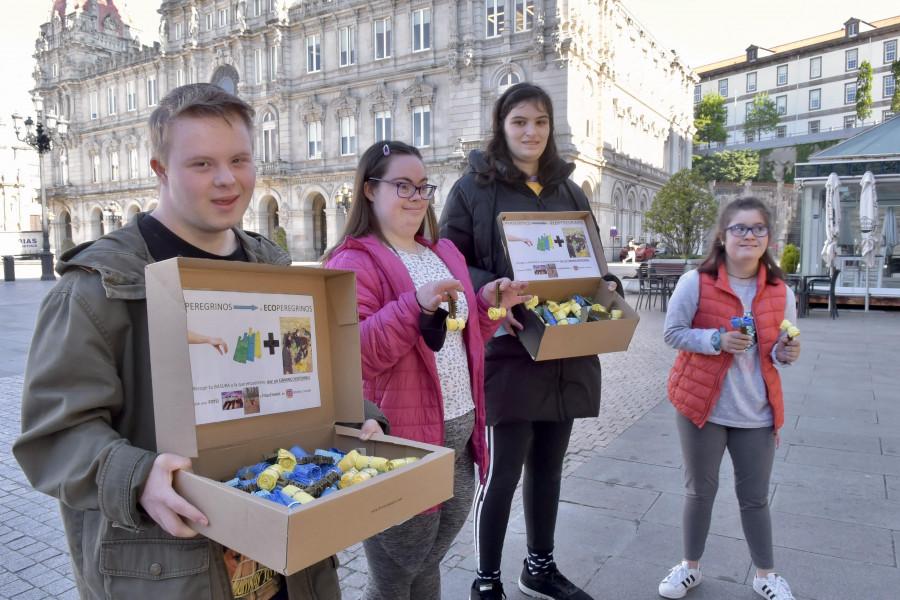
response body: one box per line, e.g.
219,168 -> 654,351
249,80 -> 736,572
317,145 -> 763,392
644,169 -> 718,258
273,226 -> 290,256
891,60 -> 900,114
693,91 -> 728,147
743,93 -> 780,142
692,150 -> 760,182
856,60 -> 874,123
780,243 -> 800,275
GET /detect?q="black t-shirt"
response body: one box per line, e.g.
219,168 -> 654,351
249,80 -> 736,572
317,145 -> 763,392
138,214 -> 288,600
138,214 -> 248,262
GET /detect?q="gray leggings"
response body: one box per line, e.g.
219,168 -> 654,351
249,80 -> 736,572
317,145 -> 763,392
676,412 -> 776,569
361,411 -> 476,600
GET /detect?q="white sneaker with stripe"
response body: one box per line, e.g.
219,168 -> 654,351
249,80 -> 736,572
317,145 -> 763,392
658,561 -> 701,598
753,573 -> 796,600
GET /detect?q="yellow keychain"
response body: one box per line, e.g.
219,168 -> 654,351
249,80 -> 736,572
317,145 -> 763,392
488,285 -> 507,320
446,295 -> 466,331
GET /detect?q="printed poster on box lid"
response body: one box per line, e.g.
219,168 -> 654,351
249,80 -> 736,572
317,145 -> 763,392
184,290 -> 321,425
497,211 -> 608,282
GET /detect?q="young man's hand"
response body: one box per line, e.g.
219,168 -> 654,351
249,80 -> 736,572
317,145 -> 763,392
140,453 -> 208,537
358,419 -> 384,441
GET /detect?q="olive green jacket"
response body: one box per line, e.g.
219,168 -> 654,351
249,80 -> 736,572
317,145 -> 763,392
13,214 -> 341,599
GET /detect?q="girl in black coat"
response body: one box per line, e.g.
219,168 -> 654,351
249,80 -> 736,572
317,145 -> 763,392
440,83 -> 620,600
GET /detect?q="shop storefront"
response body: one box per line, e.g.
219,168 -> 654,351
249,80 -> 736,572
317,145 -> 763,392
795,117 -> 900,300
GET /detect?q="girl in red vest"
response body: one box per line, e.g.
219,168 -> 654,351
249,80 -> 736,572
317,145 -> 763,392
658,197 -> 801,600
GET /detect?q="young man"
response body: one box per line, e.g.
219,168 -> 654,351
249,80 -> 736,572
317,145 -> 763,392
14,84 -> 381,599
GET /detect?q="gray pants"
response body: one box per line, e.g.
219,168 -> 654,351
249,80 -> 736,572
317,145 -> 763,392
676,412 -> 776,569
361,411 -> 476,600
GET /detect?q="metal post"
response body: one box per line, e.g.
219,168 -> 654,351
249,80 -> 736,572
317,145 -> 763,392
37,152 -> 55,280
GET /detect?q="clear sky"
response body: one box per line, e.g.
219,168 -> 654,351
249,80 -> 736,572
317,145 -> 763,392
1,0 -> 896,125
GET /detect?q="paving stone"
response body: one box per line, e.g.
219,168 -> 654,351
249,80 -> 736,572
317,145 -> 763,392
2,287 -> 898,599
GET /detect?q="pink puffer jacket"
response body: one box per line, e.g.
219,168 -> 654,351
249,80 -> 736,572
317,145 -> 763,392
326,234 -> 498,490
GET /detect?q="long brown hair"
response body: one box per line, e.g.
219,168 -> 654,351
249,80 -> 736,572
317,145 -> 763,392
320,140 -> 439,263
698,196 -> 785,285
478,82 -> 561,186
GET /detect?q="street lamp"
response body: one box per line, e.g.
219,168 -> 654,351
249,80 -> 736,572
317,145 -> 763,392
104,202 -> 123,228
336,184 -> 352,214
11,98 -> 68,281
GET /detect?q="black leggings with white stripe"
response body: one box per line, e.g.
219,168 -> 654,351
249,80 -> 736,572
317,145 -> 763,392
472,419 -> 574,573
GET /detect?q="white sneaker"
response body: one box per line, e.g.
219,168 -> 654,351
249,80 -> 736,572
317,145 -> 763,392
753,573 -> 795,600
658,561 -> 701,598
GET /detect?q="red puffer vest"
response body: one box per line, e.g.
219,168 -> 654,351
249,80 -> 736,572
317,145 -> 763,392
667,262 -> 786,430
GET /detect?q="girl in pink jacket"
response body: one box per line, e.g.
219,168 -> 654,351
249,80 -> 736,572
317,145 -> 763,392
322,141 -> 528,600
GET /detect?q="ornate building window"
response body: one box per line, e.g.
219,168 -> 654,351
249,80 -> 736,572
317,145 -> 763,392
107,86 -> 117,115
487,0 -> 504,37
300,94 -> 327,158
307,121 -> 323,158
269,46 -> 278,81
90,91 -> 99,119
262,111 -> 278,162
375,110 -> 391,141
339,26 -> 355,66
499,72 -> 519,92
412,9 -> 430,52
211,65 -> 240,95
126,81 -> 136,111
129,147 -> 139,179
404,76 -> 435,148
307,34 -> 322,73
109,151 -> 119,181
147,76 -> 158,106
515,0 -> 533,32
374,18 -> 391,59
340,116 -> 356,155
91,154 -> 101,183
413,106 -> 430,147
255,49 -> 264,83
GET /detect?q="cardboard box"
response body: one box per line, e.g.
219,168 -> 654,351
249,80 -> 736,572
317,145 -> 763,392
146,258 -> 454,575
498,211 -> 639,361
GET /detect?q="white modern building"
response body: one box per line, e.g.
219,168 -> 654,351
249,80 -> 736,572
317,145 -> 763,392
31,0 -> 695,260
694,15 -> 899,146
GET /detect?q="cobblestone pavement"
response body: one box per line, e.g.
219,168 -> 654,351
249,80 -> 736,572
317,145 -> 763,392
337,305 -> 675,598
0,270 -> 669,599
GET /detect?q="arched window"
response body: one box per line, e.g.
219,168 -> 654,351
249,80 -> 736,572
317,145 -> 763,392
499,72 -> 520,92
262,111 -> 278,162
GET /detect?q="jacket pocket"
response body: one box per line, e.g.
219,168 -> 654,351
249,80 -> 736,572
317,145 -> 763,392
99,538 -> 211,598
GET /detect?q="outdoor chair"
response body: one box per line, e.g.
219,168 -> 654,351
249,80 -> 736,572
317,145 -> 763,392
805,269 -> 840,319
635,263 -> 664,310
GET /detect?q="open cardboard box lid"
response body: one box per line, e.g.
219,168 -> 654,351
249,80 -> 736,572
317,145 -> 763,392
146,258 -> 364,458
496,212 -> 638,360
145,258 -> 456,574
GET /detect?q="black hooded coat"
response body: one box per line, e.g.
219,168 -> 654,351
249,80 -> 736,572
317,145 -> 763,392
440,150 -> 623,424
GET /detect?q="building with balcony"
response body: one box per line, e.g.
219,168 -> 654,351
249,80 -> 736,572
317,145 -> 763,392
33,0 -> 695,260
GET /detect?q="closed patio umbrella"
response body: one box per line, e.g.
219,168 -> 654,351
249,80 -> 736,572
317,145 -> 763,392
820,173 -> 841,315
859,172 -> 878,311
821,173 -> 841,273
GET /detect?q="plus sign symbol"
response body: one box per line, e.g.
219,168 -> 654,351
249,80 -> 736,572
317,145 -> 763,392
263,332 -> 280,355
553,235 -> 565,248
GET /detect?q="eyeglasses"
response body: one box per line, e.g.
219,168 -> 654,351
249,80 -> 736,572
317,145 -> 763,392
725,224 -> 770,237
368,178 -> 437,200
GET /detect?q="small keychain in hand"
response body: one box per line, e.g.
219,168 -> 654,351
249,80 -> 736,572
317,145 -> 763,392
488,285 -> 507,320
446,295 -> 466,331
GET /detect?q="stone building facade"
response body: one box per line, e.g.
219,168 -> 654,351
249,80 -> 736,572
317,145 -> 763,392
33,0 -> 694,260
